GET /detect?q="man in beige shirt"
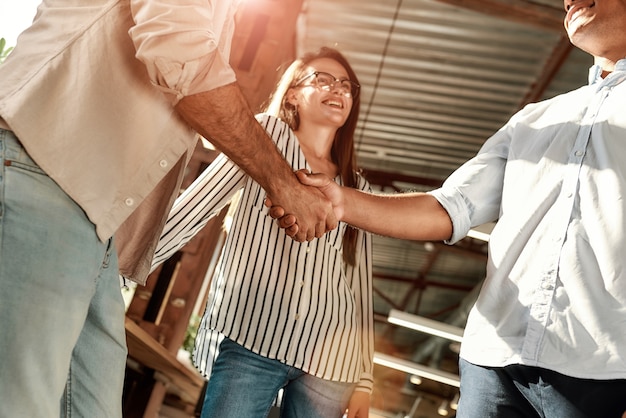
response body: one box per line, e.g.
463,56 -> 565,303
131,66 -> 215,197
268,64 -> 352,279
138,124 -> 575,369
0,1 -> 335,416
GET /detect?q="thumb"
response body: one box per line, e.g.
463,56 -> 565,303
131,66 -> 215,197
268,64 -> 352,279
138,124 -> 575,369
296,170 -> 331,188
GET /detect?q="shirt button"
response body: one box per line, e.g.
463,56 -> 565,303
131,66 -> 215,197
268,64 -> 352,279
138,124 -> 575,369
159,159 -> 168,168
300,281 -> 305,287
306,247 -> 311,253
125,198 -> 134,207
574,151 -> 583,157
295,313 -> 300,320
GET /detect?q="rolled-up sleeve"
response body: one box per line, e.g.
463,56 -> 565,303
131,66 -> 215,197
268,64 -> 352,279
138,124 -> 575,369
128,0 -> 238,104
429,122 -> 512,244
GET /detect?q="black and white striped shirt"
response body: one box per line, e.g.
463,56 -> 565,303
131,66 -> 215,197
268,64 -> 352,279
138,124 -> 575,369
152,114 -> 374,392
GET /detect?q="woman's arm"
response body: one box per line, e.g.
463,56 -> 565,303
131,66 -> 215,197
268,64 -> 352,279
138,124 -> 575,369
150,153 -> 245,271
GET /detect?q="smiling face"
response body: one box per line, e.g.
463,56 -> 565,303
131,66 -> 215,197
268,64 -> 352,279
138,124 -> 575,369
288,57 -> 354,130
563,0 -> 626,63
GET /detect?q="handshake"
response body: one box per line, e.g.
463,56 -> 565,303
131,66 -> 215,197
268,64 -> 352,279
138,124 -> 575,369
270,168 -> 446,243
265,169 -> 346,242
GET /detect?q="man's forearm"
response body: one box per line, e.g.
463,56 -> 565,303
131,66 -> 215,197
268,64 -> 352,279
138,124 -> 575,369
342,188 -> 453,241
174,83 -> 337,241
175,83 -> 295,196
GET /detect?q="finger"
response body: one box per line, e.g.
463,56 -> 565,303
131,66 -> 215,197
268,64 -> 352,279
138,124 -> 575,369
278,214 -> 297,228
294,168 -> 311,176
285,224 -> 299,238
306,226 -> 315,242
295,170 -> 314,185
296,171 -> 328,187
269,205 -> 285,219
314,221 -> 325,239
293,228 -> 307,242
326,212 -> 338,232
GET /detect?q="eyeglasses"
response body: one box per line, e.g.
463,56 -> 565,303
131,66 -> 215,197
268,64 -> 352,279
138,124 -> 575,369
295,71 -> 360,98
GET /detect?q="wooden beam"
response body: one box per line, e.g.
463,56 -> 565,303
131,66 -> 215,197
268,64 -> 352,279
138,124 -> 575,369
519,34 -> 574,107
230,0 -> 305,111
432,0 -> 565,33
125,318 -> 205,404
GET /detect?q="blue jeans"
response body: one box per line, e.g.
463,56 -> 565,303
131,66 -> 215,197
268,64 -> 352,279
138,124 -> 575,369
457,358 -> 626,418
200,338 -> 355,418
0,129 -> 127,417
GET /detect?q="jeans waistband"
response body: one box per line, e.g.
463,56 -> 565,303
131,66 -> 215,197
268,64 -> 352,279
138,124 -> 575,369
0,116 -> 10,131
0,128 -> 31,164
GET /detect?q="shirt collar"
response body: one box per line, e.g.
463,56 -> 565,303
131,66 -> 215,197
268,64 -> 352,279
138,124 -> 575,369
588,58 -> 626,85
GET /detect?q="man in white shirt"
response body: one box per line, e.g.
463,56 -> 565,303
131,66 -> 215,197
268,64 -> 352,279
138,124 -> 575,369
276,0 -> 626,416
0,1 -> 335,416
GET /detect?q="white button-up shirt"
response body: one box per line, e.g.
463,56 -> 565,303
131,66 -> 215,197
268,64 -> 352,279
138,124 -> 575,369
431,60 -> 626,379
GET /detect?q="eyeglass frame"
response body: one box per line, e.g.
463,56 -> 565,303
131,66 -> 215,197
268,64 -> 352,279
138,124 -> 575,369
294,71 -> 360,99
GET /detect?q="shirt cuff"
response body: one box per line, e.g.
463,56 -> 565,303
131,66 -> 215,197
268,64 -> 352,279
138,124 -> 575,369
428,188 -> 471,244
356,372 -> 374,393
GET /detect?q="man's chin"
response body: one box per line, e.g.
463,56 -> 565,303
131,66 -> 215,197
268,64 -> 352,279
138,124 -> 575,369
566,24 -> 591,50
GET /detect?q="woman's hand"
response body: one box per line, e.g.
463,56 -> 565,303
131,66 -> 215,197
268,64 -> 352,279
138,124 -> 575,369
344,390 -> 370,418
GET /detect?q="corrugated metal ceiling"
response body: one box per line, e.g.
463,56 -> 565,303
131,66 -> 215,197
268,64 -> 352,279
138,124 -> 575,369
298,0 -> 590,183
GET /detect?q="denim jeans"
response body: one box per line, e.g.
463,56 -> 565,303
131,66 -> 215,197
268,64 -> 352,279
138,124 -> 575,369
457,358 -> 626,418
0,129 -> 127,418
200,338 -> 355,418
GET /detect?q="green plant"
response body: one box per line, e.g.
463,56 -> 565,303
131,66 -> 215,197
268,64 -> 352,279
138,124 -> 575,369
182,314 -> 201,353
0,38 -> 14,64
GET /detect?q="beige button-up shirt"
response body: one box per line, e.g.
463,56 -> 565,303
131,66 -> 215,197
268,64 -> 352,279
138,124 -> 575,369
0,0 -> 239,283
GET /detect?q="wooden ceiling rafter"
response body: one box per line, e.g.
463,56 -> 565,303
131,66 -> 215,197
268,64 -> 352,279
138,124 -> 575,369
519,34 -> 574,106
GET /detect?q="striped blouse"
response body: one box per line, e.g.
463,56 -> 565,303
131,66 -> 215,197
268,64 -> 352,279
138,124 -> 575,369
152,114 -> 374,392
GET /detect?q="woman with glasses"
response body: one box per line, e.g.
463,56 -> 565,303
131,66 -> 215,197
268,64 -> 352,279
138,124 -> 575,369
151,47 -> 374,418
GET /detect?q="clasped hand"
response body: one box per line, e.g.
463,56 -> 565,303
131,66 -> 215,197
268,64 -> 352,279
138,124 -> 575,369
266,170 -> 343,240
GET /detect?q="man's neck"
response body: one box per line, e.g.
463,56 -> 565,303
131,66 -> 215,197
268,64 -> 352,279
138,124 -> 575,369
594,54 -> 626,77
594,56 -> 615,78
